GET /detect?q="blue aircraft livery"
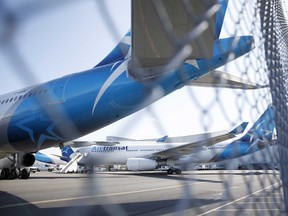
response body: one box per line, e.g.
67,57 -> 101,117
0,0 -> 257,179
1,33 -> 253,153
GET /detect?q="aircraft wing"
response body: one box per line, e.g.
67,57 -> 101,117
107,122 -> 248,144
0,152 -> 11,159
64,141 -> 119,147
145,122 -> 248,159
188,70 -> 268,89
129,0 -> 219,80
106,136 -> 137,142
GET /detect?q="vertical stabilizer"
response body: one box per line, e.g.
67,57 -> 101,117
60,146 -> 74,162
215,0 -> 229,39
95,31 -> 131,67
240,105 -> 275,143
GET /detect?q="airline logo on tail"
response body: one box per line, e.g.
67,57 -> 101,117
211,105 -> 275,162
60,146 -> 74,162
240,106 -> 274,144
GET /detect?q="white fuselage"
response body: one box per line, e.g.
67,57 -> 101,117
76,142 -> 228,166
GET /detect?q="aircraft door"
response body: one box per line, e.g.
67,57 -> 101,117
49,76 -> 70,104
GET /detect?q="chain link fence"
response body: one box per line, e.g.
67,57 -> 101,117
0,0 -> 287,215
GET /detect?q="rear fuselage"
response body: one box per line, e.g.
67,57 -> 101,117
0,36 -> 254,153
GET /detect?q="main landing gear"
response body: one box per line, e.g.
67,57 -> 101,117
0,153 -> 34,180
0,168 -> 30,180
167,167 -> 182,175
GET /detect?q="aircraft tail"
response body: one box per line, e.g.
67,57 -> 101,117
239,105 -> 275,144
215,0 -> 229,39
60,146 -> 74,162
95,31 -> 131,68
209,105 -> 275,163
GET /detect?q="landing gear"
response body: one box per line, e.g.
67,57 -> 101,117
20,168 -> 30,179
0,168 -> 10,179
0,168 -> 30,180
167,167 -> 182,175
8,168 -> 20,179
0,153 -> 34,180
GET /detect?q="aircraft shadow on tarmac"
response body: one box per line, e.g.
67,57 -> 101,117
106,171 -> 223,183
0,191 -> 223,216
99,170 -> 275,182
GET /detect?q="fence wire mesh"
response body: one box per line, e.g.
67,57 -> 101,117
0,0 -> 287,215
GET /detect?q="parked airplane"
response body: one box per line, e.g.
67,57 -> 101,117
0,0 -> 257,179
62,106 -> 274,174
35,121 -> 248,171
34,146 -> 73,165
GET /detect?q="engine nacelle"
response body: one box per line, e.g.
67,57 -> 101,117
20,153 -> 35,167
0,153 -> 35,170
126,158 -> 157,171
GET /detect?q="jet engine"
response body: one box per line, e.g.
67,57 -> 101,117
126,158 -> 158,171
0,153 -> 35,179
21,153 -> 35,167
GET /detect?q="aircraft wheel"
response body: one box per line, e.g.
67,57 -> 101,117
167,169 -> 173,174
175,169 -> 182,175
9,168 -> 20,179
0,168 -> 9,179
20,168 -> 30,179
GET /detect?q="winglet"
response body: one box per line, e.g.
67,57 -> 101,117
157,135 -> 168,143
229,122 -> 249,134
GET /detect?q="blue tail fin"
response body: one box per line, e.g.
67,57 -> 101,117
211,105 -> 275,162
215,0 -> 229,39
240,105 -> 275,143
61,146 -> 74,158
95,31 -> 131,67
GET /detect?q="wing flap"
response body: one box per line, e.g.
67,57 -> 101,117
130,0 -> 219,76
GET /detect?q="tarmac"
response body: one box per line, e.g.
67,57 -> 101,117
0,170 -> 285,216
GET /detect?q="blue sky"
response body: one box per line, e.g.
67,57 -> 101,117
0,0 -> 272,141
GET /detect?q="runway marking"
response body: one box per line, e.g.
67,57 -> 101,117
197,181 -> 281,216
214,209 -> 282,211
0,181 -> 206,209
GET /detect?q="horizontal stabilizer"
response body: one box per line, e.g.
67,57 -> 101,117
188,70 -> 268,89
